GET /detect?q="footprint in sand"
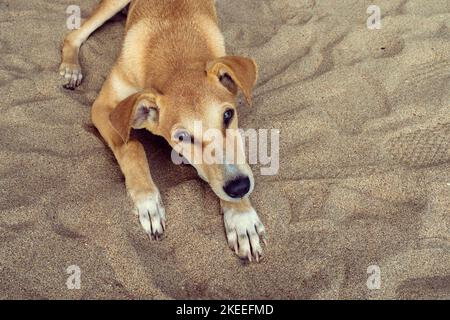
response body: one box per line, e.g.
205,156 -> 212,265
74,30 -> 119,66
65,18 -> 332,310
386,124 -> 450,168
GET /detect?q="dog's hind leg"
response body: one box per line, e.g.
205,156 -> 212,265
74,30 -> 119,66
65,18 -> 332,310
59,0 -> 131,89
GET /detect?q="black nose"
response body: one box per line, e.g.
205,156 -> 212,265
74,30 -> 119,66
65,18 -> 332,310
223,177 -> 251,199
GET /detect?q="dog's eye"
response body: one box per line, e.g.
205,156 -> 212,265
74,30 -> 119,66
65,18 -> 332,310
174,130 -> 193,143
224,109 -> 235,127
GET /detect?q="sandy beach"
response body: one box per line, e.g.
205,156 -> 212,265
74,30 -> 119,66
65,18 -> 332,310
0,0 -> 449,299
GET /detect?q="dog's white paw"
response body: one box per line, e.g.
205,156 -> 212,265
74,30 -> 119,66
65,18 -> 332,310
223,207 -> 266,262
59,62 -> 83,90
133,192 -> 166,240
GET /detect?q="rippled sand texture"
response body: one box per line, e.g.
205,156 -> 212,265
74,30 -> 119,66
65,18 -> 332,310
0,0 -> 449,299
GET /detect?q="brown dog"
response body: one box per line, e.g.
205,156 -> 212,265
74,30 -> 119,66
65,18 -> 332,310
60,0 -> 266,262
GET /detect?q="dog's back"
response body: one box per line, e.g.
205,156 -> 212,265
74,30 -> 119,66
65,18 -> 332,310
125,0 -> 218,30
120,0 -> 225,90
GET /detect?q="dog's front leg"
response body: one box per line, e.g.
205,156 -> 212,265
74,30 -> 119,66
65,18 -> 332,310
91,87 -> 166,240
116,140 -> 166,240
221,198 -> 266,262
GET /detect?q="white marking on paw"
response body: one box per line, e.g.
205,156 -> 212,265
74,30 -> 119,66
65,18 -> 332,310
59,62 -> 83,89
223,207 -> 266,262
133,192 -> 166,240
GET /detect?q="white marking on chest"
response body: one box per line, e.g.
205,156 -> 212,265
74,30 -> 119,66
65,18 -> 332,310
111,72 -> 139,101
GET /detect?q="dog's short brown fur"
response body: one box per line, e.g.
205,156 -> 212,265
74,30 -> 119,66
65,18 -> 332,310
60,0 -> 266,262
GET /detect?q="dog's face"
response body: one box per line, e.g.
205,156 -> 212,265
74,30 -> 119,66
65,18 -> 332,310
110,56 -> 258,202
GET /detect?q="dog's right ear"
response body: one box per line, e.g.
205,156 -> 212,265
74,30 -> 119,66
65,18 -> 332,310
109,91 -> 160,144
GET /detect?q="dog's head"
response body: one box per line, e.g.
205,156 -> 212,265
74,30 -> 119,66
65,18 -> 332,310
109,56 -> 258,202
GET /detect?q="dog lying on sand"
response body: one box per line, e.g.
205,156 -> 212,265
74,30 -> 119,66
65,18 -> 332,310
60,0 -> 266,262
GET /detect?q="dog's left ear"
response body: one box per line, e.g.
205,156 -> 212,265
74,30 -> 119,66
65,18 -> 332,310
109,91 -> 160,144
207,56 -> 258,106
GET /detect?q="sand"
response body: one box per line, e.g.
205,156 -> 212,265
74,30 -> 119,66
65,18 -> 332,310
0,0 -> 449,299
